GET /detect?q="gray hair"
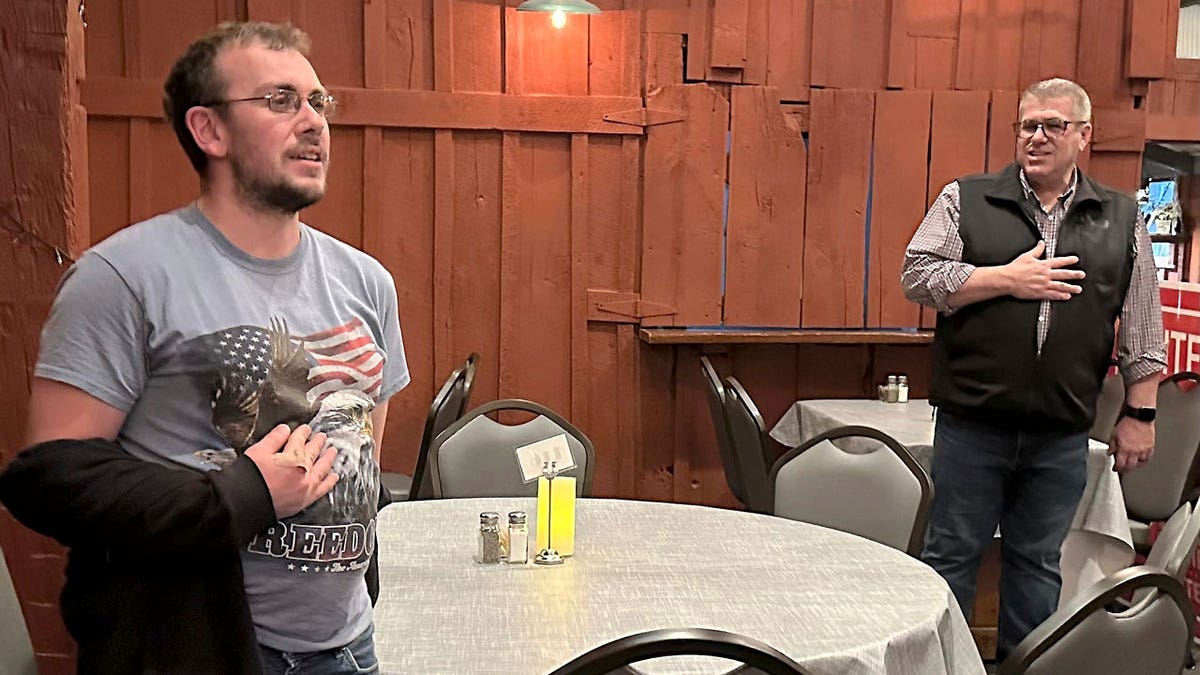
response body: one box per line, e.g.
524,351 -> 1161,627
1020,78 -> 1092,122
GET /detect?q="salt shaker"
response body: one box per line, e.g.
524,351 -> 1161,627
478,512 -> 501,564
885,375 -> 899,403
897,375 -> 910,403
507,511 -> 529,564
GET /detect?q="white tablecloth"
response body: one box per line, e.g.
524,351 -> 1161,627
374,498 -> 986,675
769,398 -> 1135,605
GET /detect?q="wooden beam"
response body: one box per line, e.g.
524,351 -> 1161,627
1127,0 -> 1172,79
80,77 -> 645,135
1147,114 -> 1200,141
1091,108 -> 1148,152
638,329 -> 936,345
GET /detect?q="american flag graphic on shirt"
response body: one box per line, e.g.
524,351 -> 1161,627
303,317 -> 384,403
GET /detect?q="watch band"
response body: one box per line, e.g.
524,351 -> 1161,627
1120,404 -> 1156,422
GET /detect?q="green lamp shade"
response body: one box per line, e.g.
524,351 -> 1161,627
515,0 -> 601,14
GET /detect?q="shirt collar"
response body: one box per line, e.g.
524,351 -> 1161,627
1019,167 -> 1078,211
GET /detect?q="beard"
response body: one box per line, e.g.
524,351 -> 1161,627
232,154 -> 326,215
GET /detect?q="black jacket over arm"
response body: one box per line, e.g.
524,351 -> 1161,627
0,438 -> 275,674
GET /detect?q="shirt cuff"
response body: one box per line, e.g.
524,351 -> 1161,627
929,262 -> 977,315
1121,354 -> 1168,385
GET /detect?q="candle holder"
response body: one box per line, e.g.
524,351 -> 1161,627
534,460 -> 565,565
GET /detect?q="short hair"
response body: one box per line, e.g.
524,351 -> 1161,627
163,22 -> 312,174
1019,78 -> 1092,122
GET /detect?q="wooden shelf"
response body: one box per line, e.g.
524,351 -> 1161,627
638,328 -> 935,345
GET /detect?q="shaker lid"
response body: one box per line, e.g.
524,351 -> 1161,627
480,512 -> 500,525
508,511 -> 527,524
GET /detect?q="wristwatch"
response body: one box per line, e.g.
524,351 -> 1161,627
1120,404 -> 1156,422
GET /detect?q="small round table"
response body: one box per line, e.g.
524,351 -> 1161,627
373,498 -> 985,675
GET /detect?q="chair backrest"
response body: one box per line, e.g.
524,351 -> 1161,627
770,425 -> 933,555
1122,372 -> 1200,521
546,628 -> 811,675
722,377 -> 774,514
429,399 -> 594,498
1000,566 -> 1194,675
408,353 -> 479,500
1140,500 -> 1200,596
700,356 -> 745,504
0,545 -> 37,675
1089,370 -> 1124,443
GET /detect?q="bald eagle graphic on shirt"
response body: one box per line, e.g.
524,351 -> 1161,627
183,317 -> 382,552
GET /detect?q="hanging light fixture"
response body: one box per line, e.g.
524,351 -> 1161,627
515,0 -> 601,30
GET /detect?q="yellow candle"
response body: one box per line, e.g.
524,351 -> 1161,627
536,475 -> 576,557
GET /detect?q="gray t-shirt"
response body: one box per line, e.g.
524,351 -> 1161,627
36,204 -> 409,652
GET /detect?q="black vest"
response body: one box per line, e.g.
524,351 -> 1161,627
931,163 -> 1137,432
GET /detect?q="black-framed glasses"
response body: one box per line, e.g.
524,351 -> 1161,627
1013,118 -> 1086,139
204,89 -> 337,119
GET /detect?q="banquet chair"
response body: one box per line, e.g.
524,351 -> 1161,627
396,352 -> 480,501
1123,372 -> 1200,549
770,425 -> 933,556
1089,370 -> 1124,443
999,566 -> 1193,675
0,544 -> 36,675
429,399 -> 594,498
700,356 -> 746,506
547,628 -> 811,675
722,377 -> 776,514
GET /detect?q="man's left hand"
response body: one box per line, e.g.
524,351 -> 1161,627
1109,416 -> 1155,473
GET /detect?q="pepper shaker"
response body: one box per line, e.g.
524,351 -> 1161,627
477,512 -> 502,564
885,374 -> 899,403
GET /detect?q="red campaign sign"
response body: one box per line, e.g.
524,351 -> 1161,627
1160,281 -> 1200,376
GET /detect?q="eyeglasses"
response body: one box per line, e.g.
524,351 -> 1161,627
203,89 -> 337,119
1012,118 -> 1086,139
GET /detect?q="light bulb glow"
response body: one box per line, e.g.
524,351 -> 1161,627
551,9 -> 567,29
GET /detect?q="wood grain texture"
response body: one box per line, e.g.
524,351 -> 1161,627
869,90 -> 931,329
987,90 -> 1019,172
498,132 -> 573,410
1076,0 -> 1135,109
82,77 -> 646,135
1127,0 -> 1171,79
802,89 -> 874,328
362,129 -> 436,474
888,0 -> 960,89
724,86 -> 806,327
766,0 -> 810,101
504,5 -> 588,95
811,0 -> 888,89
927,90 -> 990,202
1019,0 -> 1080,85
639,329 -> 935,344
955,0 -> 1025,91
640,84 -> 727,327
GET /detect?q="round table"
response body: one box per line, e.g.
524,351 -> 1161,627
372,498 -> 985,675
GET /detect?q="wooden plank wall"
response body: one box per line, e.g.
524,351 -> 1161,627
4,1 -> 1198,670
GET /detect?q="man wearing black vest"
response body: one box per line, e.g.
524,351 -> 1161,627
902,78 -> 1165,661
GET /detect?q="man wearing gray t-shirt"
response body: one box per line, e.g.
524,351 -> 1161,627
8,22 -> 407,674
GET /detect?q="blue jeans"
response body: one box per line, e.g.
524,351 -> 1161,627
921,410 -> 1088,660
259,623 -> 378,674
